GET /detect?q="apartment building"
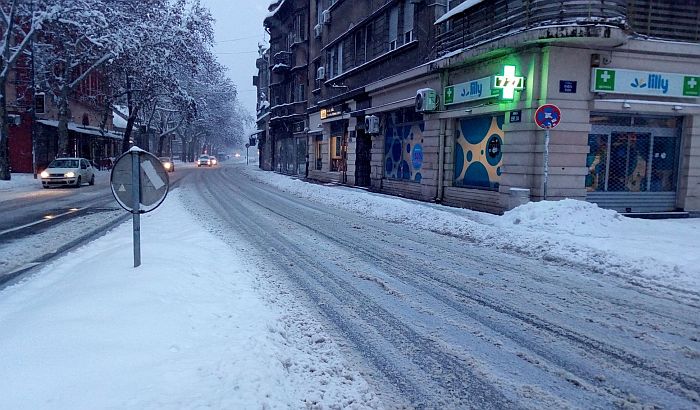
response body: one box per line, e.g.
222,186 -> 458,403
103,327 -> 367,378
264,0 -> 312,176
259,0 -> 700,214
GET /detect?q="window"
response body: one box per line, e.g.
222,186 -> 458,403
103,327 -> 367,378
354,28 -> 366,66
315,139 -> 323,170
317,0 -> 325,25
403,1 -> 414,43
294,13 -> 306,43
330,135 -> 344,171
328,42 -> 343,78
35,93 -> 45,114
388,6 -> 399,50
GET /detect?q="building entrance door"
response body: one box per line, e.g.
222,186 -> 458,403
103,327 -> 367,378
355,130 -> 371,187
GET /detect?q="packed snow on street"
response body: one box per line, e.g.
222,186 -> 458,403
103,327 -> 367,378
0,164 -> 698,409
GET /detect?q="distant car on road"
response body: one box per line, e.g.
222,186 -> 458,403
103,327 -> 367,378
40,157 -> 95,188
197,155 -> 212,167
159,157 -> 174,172
209,155 -> 218,166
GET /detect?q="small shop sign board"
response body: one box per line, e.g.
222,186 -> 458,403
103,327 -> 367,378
591,68 -> 700,98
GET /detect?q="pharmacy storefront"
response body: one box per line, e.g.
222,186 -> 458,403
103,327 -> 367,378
587,68 -> 700,212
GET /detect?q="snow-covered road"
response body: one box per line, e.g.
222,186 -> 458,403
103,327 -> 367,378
181,165 -> 700,409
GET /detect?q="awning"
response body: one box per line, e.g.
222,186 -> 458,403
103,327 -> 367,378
250,129 -> 266,136
37,119 -> 123,140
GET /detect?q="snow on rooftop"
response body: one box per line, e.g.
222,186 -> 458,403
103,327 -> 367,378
434,0 -> 486,25
265,0 -> 286,20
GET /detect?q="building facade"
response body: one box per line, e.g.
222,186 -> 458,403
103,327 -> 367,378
264,0 -> 312,176
6,52 -> 121,173
258,0 -> 700,214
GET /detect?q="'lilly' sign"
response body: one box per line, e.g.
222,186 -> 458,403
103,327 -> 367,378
592,68 -> 700,98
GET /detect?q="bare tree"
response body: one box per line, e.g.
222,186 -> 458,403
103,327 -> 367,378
0,0 -> 55,180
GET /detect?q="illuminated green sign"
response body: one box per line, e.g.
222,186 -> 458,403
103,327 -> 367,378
493,65 -> 525,100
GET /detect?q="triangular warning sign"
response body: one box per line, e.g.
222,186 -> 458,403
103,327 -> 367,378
118,184 -> 126,192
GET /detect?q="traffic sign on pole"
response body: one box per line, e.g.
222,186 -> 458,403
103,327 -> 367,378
534,104 -> 562,201
110,147 -> 169,267
534,104 -> 561,130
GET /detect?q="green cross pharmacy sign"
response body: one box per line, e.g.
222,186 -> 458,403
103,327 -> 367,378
592,68 -> 700,98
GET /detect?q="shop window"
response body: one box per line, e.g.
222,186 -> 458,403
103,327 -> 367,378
587,114 -> 681,193
453,115 -> 505,190
315,138 -> 323,170
330,135 -> 343,171
383,109 -> 424,182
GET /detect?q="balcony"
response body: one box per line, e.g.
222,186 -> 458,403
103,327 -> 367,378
271,51 -> 291,73
270,100 -> 307,123
435,0 -> 627,57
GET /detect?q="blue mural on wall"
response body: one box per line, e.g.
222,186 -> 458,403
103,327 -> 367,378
384,116 -> 425,182
454,115 -> 505,189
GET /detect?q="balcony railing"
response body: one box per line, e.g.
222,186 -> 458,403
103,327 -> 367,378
435,0 -> 627,57
627,0 -> 700,42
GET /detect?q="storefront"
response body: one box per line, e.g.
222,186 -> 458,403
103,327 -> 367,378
587,65 -> 700,213
586,114 -> 683,212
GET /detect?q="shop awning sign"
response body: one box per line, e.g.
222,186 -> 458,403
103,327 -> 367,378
591,68 -> 700,98
444,76 -> 497,105
445,65 -> 525,105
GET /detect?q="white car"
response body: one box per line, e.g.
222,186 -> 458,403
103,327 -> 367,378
197,155 -> 212,167
40,157 -> 95,188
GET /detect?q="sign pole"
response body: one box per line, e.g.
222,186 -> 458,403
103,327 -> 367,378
131,150 -> 141,267
543,129 -> 550,201
246,146 -> 249,165
534,104 -> 561,201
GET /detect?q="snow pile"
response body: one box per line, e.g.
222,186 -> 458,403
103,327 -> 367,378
0,190 -> 380,409
241,167 -> 700,290
0,173 -> 39,193
499,198 -> 625,233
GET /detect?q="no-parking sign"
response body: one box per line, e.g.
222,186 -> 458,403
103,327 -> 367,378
534,104 -> 561,129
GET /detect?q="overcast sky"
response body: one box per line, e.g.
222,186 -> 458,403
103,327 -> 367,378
201,1 -> 269,122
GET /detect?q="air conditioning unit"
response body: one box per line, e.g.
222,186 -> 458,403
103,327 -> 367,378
322,9 -> 331,25
7,114 -> 21,126
364,115 -> 379,134
316,66 -> 325,80
314,23 -> 322,38
415,88 -> 438,112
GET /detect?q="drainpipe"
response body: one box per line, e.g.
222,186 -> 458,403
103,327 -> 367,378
436,68 -> 448,202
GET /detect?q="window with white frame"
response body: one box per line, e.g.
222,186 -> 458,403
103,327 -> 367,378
388,6 -> 399,50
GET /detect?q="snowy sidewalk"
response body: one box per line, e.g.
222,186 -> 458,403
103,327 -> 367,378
0,190 -> 380,409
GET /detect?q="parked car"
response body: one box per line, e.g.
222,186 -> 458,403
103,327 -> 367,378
197,155 -> 212,167
159,157 -> 175,172
40,157 -> 95,188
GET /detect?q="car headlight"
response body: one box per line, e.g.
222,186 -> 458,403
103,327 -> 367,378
65,171 -> 75,178
164,162 -> 171,170
40,170 -> 49,178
